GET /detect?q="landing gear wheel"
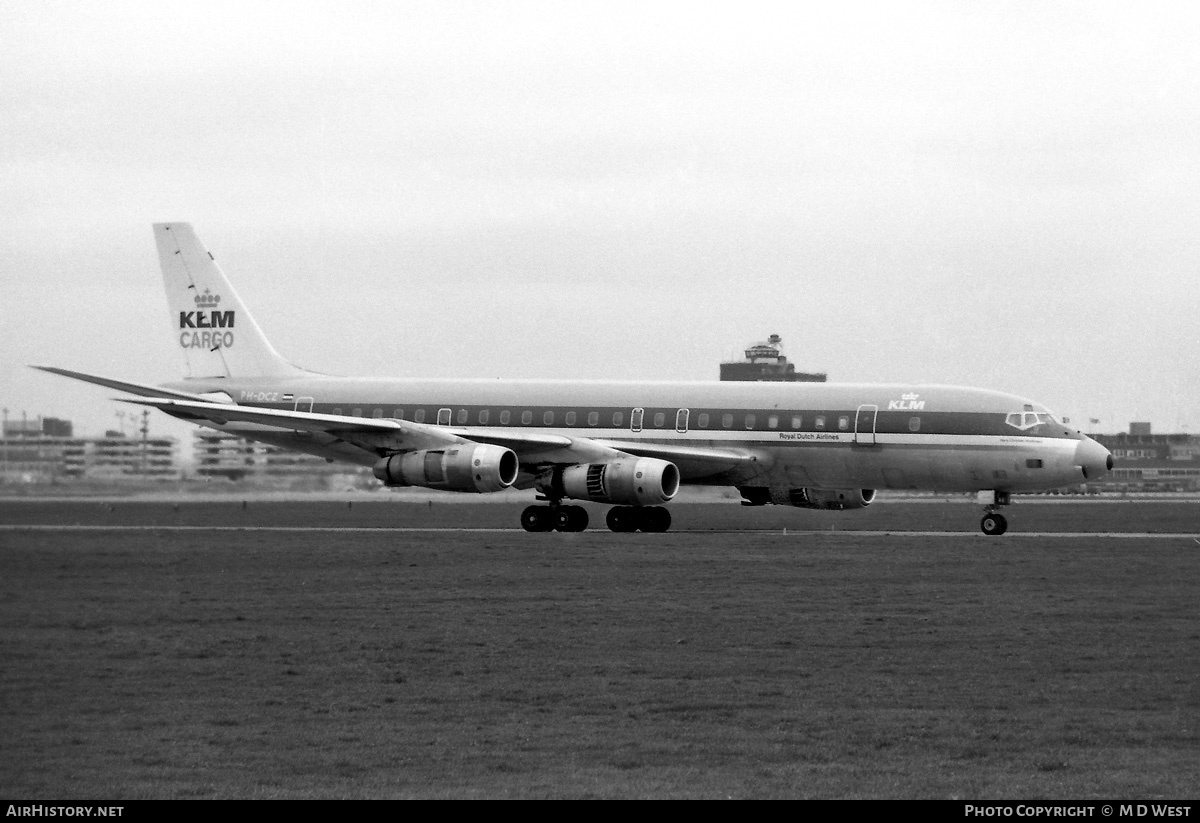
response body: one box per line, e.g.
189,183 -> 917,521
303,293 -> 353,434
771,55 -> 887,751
521,505 -> 555,532
555,505 -> 589,532
981,513 -> 1008,536
639,506 -> 672,533
606,506 -> 639,532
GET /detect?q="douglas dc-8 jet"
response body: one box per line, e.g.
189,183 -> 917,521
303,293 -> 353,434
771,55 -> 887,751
37,223 -> 1113,535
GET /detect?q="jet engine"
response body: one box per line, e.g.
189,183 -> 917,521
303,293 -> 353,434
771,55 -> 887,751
537,457 -> 680,506
739,486 -> 876,510
373,444 -> 519,493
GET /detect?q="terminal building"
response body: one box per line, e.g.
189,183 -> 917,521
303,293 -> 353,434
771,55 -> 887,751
1,416 -> 180,482
719,334 -> 826,383
193,429 -> 368,484
1089,424 -> 1200,492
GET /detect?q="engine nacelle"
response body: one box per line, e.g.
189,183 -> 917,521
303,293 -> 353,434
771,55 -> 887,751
739,486 -> 876,510
373,444 -> 519,493
538,457 -> 680,506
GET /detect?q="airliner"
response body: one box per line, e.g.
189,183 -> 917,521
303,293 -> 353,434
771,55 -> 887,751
36,223 -> 1113,534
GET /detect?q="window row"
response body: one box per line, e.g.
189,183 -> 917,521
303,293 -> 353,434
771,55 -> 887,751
325,405 -> 923,434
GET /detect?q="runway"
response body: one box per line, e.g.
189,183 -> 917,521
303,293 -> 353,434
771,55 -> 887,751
3,498 -> 1197,535
2,523 -> 1195,539
4,507 -> 1198,798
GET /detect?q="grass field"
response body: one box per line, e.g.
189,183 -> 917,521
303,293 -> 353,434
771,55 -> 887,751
1,500 -> 1198,798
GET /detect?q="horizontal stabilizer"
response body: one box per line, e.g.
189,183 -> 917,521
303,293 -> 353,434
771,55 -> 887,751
31,366 -> 230,403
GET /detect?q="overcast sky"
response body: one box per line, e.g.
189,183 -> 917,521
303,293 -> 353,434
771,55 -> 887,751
3,0 -> 1198,443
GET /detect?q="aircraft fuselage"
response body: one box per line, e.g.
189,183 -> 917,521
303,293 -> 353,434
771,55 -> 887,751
166,375 -> 1106,495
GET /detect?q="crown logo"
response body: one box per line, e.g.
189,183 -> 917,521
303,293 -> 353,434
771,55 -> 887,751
194,289 -> 221,308
902,392 -> 919,401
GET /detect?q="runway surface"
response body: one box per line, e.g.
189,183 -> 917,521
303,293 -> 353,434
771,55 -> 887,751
4,501 -> 1199,798
1,523 -> 1196,539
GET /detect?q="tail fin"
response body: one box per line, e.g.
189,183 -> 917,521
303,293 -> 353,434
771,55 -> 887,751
154,223 -> 303,379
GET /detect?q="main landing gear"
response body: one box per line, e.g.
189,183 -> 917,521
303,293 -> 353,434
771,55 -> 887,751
605,505 -> 671,533
979,490 -> 1011,536
519,502 -> 672,533
520,504 -> 589,532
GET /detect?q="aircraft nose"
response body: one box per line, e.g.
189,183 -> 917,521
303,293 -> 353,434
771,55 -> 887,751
1075,437 -> 1113,481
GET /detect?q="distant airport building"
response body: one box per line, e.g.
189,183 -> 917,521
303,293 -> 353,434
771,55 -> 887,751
0,416 -> 180,482
3,416 -> 72,439
1089,423 -> 1200,491
193,429 -> 367,483
719,334 -> 827,382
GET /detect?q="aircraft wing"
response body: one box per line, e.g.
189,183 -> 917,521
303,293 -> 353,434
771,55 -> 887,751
117,397 -> 621,463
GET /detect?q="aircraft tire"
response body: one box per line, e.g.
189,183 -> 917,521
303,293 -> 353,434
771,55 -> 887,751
606,506 -> 639,533
555,505 -> 589,532
980,513 -> 1008,536
521,505 -> 555,532
639,506 -> 672,533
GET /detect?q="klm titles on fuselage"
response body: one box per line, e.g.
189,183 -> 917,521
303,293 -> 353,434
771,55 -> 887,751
888,393 -> 926,411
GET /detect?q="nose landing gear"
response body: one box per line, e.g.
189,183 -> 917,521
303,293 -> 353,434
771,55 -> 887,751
979,490 -> 1011,536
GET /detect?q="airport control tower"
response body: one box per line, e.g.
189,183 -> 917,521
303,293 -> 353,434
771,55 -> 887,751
719,334 -> 827,382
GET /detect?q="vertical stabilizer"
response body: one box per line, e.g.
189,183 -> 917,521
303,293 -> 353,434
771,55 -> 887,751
155,223 -> 301,378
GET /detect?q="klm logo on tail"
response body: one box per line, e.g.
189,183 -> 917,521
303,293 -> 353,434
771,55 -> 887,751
179,289 -> 236,349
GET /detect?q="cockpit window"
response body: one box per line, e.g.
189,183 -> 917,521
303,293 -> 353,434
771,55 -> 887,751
1006,411 -> 1056,430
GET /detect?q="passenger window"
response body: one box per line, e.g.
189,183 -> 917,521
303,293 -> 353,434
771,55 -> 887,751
838,416 -> 849,431
456,409 -> 468,424
653,412 -> 665,427
815,416 -> 825,430
372,408 -> 383,418
587,411 -> 599,426
543,411 -> 555,425
791,415 -> 802,429
479,410 -> 490,424
332,408 -> 342,416
521,411 -> 533,425
500,410 -> 511,425
722,413 -> 733,428
565,411 -> 576,426
352,408 -> 363,417
414,409 -> 425,423
909,416 -> 921,432
768,415 -> 778,429
745,414 -> 756,430
393,408 -> 403,419
698,413 -> 709,428
613,411 -> 623,427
